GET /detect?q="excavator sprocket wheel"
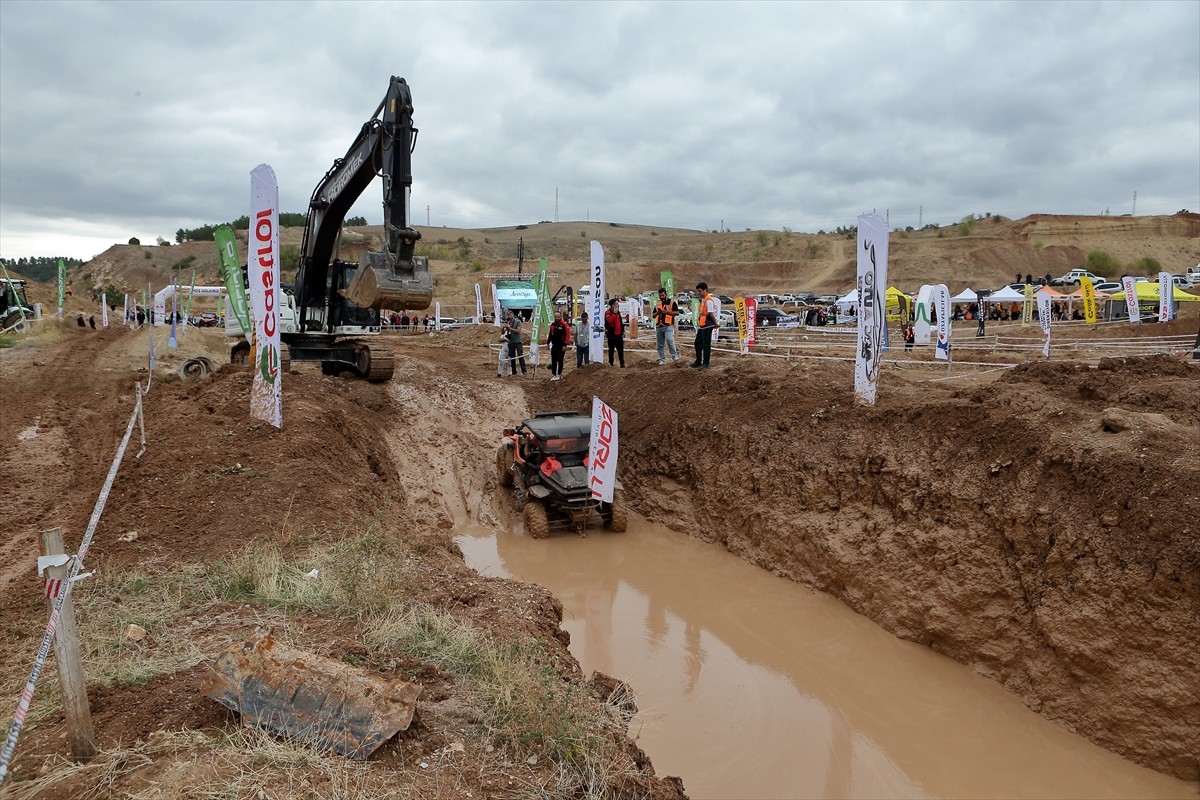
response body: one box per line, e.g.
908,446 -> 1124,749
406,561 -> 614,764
350,341 -> 396,383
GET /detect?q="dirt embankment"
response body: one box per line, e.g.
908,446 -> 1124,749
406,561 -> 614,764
542,353 -> 1200,781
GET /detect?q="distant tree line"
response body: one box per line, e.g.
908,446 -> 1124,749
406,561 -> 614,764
0,255 -> 84,282
174,214 -> 369,243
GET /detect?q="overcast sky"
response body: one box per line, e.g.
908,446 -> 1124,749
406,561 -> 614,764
1,0 -> 1197,260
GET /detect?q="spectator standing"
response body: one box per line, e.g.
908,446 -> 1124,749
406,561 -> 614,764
504,312 -> 527,376
903,323 -> 915,351
547,310 -> 570,381
690,282 -> 718,369
653,287 -> 680,364
603,299 -> 626,367
574,311 -> 591,368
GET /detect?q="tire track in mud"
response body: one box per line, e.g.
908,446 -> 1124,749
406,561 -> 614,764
385,352 -> 528,533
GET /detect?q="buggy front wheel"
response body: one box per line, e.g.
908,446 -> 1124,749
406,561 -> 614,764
604,490 -> 628,532
524,501 -> 549,539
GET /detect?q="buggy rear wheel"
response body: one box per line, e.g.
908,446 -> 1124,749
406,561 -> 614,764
605,489 -> 628,532
496,443 -> 514,487
524,501 -> 549,539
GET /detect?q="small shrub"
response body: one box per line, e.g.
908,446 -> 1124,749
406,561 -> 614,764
705,243 -> 714,255
471,259 -> 483,272
128,237 -> 140,246
756,231 -> 769,246
1033,241 -> 1044,250
649,231 -> 657,236
143,251 -> 152,260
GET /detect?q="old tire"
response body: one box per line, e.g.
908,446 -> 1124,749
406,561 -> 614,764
524,501 -> 549,539
496,444 -> 514,487
605,490 -> 628,532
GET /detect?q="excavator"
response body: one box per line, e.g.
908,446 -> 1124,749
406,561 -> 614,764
241,75 -> 432,382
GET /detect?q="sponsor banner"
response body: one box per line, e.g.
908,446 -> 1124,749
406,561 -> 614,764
146,284 -> 156,369
214,225 -> 253,334
854,214 -> 888,405
249,164 -> 283,429
1158,271 -> 1175,322
588,242 -> 606,365
123,294 -> 130,327
777,315 -> 801,329
181,268 -> 197,336
1122,275 -> 1139,323
493,293 -> 502,327
745,297 -> 757,346
475,283 -> 483,323
1038,293 -> 1052,358
914,285 -> 933,344
530,259 -> 550,362
933,283 -> 951,361
101,295 -> 108,328
434,300 -> 442,331
168,276 -> 179,348
734,296 -> 748,352
1080,276 -> 1098,324
660,270 -> 674,299
586,396 -> 618,503
975,289 -> 986,337
1021,284 -> 1033,327
56,259 -> 65,320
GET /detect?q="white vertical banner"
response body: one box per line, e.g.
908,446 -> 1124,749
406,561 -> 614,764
123,294 -> 130,328
101,295 -> 108,328
493,293 -> 502,327
1158,271 -> 1175,322
1122,275 -> 1140,323
853,214 -> 889,405
586,396 -> 618,503
249,163 -> 283,429
588,241 -> 606,365
1038,293 -> 1052,358
434,300 -> 442,331
933,284 -> 952,361
914,285 -> 933,344
475,283 -> 483,323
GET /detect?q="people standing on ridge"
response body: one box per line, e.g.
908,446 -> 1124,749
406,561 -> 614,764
504,311 -> 527,376
690,282 -> 718,369
547,310 -> 570,381
653,287 -> 681,364
603,299 -> 626,368
574,311 -> 591,368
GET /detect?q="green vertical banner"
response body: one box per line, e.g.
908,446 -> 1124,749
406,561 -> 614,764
660,269 -> 674,299
214,225 -> 252,334
182,268 -> 197,334
56,259 -> 65,320
530,257 -> 553,364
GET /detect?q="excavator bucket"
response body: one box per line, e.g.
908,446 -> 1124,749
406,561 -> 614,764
341,252 -> 433,312
204,630 -> 421,759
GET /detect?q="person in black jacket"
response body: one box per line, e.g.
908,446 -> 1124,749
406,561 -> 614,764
603,299 -> 625,368
546,310 -> 571,381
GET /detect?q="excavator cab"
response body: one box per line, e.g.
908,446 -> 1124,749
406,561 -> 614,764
341,252 -> 432,311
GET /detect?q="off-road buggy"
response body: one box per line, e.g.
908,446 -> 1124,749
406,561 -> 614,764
497,411 -> 627,538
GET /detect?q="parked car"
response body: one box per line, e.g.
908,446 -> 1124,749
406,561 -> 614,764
1092,282 -> 1122,293
814,295 -> 838,305
1050,269 -> 1102,286
1154,275 -> 1191,288
445,316 -> 477,330
194,311 -> 221,327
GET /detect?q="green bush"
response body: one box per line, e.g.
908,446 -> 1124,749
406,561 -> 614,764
1084,249 -> 1121,277
1127,255 -> 1162,274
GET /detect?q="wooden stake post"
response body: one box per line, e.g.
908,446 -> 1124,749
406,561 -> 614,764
39,527 -> 96,761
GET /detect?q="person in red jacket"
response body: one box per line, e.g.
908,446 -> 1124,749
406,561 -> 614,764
546,310 -> 571,381
603,299 -> 626,368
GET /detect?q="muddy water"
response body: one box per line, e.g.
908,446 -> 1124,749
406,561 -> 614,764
457,516 -> 1196,800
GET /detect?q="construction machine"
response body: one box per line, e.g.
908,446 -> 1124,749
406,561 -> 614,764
1,278 -> 34,332
258,75 -> 432,382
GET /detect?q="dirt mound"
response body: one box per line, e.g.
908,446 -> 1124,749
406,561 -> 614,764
535,354 -> 1200,780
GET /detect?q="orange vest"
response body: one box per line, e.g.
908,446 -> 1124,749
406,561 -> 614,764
655,299 -> 676,325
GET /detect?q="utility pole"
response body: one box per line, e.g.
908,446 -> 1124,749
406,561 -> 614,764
919,205 -> 923,228
555,188 -> 559,223
517,237 -> 524,276
1132,191 -> 1137,216
426,205 -> 430,227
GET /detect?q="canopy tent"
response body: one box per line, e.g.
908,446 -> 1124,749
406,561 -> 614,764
835,287 -> 912,320
1062,287 -> 1113,299
1108,283 -> 1200,302
982,286 -> 1027,303
950,288 -> 978,303
1035,286 -> 1067,299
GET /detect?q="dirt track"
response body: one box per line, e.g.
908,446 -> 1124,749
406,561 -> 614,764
1,318 -> 1198,794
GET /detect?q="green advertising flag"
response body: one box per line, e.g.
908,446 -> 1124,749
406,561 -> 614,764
56,258 -> 65,320
531,257 -> 553,347
660,270 -> 674,299
214,225 -> 253,334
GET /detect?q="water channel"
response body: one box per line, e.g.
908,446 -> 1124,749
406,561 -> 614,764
457,515 -> 1195,799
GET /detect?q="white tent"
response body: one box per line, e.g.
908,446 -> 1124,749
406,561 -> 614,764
983,286 -> 1027,304
950,288 -> 978,303
835,289 -> 858,308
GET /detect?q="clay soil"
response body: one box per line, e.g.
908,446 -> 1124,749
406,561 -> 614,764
2,302 -> 1199,793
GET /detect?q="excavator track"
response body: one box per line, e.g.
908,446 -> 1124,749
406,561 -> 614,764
349,341 -> 395,383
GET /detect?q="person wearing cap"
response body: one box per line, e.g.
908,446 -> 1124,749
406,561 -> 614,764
691,282 -> 717,369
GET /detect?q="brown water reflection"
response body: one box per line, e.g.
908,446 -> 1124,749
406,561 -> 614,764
457,517 -> 1196,800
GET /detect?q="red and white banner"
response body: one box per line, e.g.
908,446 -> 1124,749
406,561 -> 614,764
1122,275 -> 1140,323
745,297 -> 757,347
586,396 -> 618,503
249,164 -> 282,428
854,214 -> 889,404
1158,271 -> 1175,322
933,284 -> 951,361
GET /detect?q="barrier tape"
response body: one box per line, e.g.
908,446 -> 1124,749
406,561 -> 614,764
0,384 -> 146,781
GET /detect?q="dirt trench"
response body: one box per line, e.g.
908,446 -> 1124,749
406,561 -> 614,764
538,353 -> 1200,781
